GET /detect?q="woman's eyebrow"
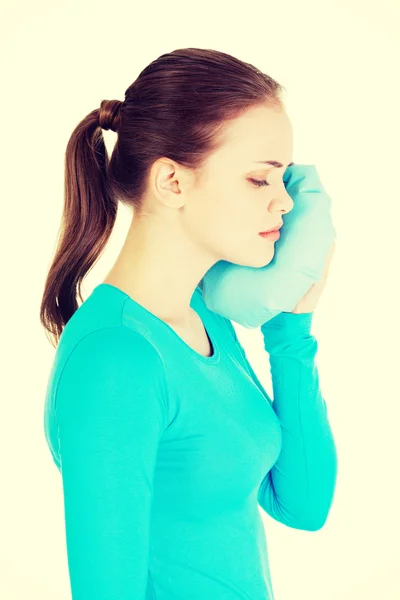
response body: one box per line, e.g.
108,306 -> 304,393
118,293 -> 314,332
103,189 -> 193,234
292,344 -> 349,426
254,160 -> 294,168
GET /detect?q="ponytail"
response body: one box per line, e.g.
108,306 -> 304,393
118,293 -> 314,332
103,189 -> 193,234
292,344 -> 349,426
39,99 -> 121,347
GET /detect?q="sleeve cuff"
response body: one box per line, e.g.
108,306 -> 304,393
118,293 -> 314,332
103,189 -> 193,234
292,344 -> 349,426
260,311 -> 314,336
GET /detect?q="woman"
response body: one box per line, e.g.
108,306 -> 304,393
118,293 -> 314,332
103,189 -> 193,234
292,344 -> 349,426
40,47 -> 337,600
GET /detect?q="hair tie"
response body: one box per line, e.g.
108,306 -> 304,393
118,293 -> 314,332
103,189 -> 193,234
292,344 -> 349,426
98,99 -> 122,132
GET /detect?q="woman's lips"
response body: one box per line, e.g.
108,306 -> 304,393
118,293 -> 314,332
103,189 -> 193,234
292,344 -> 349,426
258,222 -> 282,240
259,230 -> 281,241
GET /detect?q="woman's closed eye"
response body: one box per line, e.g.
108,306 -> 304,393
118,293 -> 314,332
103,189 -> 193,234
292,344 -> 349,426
249,163 -> 294,188
250,178 -> 271,187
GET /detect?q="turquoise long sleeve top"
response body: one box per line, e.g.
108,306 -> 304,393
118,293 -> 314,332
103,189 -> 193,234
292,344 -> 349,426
43,282 -> 338,600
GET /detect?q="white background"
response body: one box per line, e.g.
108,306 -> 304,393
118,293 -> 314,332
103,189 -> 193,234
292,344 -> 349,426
1,0 -> 399,598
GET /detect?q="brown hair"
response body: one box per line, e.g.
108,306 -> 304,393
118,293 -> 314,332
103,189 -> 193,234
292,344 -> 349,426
40,47 -> 286,347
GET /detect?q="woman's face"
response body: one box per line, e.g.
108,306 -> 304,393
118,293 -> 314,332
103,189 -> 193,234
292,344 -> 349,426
182,103 -> 295,268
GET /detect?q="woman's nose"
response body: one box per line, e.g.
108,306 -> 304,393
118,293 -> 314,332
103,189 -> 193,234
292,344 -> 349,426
269,185 -> 294,214
283,187 -> 295,213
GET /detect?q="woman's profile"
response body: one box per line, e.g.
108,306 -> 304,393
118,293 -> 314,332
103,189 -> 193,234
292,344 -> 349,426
40,47 -> 338,600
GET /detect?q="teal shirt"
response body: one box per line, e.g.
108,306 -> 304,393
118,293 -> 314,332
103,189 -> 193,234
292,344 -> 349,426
43,283 -> 338,600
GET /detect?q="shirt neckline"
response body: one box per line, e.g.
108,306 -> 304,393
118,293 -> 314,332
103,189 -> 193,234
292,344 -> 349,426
93,283 -> 221,365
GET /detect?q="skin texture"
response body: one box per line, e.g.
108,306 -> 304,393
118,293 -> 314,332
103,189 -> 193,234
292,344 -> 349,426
104,103 -> 296,328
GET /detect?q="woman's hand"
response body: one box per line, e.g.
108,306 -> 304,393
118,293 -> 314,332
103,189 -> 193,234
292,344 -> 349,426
290,242 -> 336,314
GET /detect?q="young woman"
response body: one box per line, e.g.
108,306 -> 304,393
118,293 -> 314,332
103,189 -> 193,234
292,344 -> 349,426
40,47 -> 337,600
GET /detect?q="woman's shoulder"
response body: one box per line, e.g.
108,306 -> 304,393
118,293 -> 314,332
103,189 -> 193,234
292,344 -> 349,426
58,323 -> 165,387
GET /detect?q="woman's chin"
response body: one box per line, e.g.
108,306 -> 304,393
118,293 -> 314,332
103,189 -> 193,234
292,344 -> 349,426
252,255 -> 275,268
221,239 -> 275,268
238,248 -> 275,269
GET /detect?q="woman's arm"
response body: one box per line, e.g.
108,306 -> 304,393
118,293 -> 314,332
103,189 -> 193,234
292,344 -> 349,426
258,312 -> 338,530
55,325 -> 169,600
222,312 -> 338,531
